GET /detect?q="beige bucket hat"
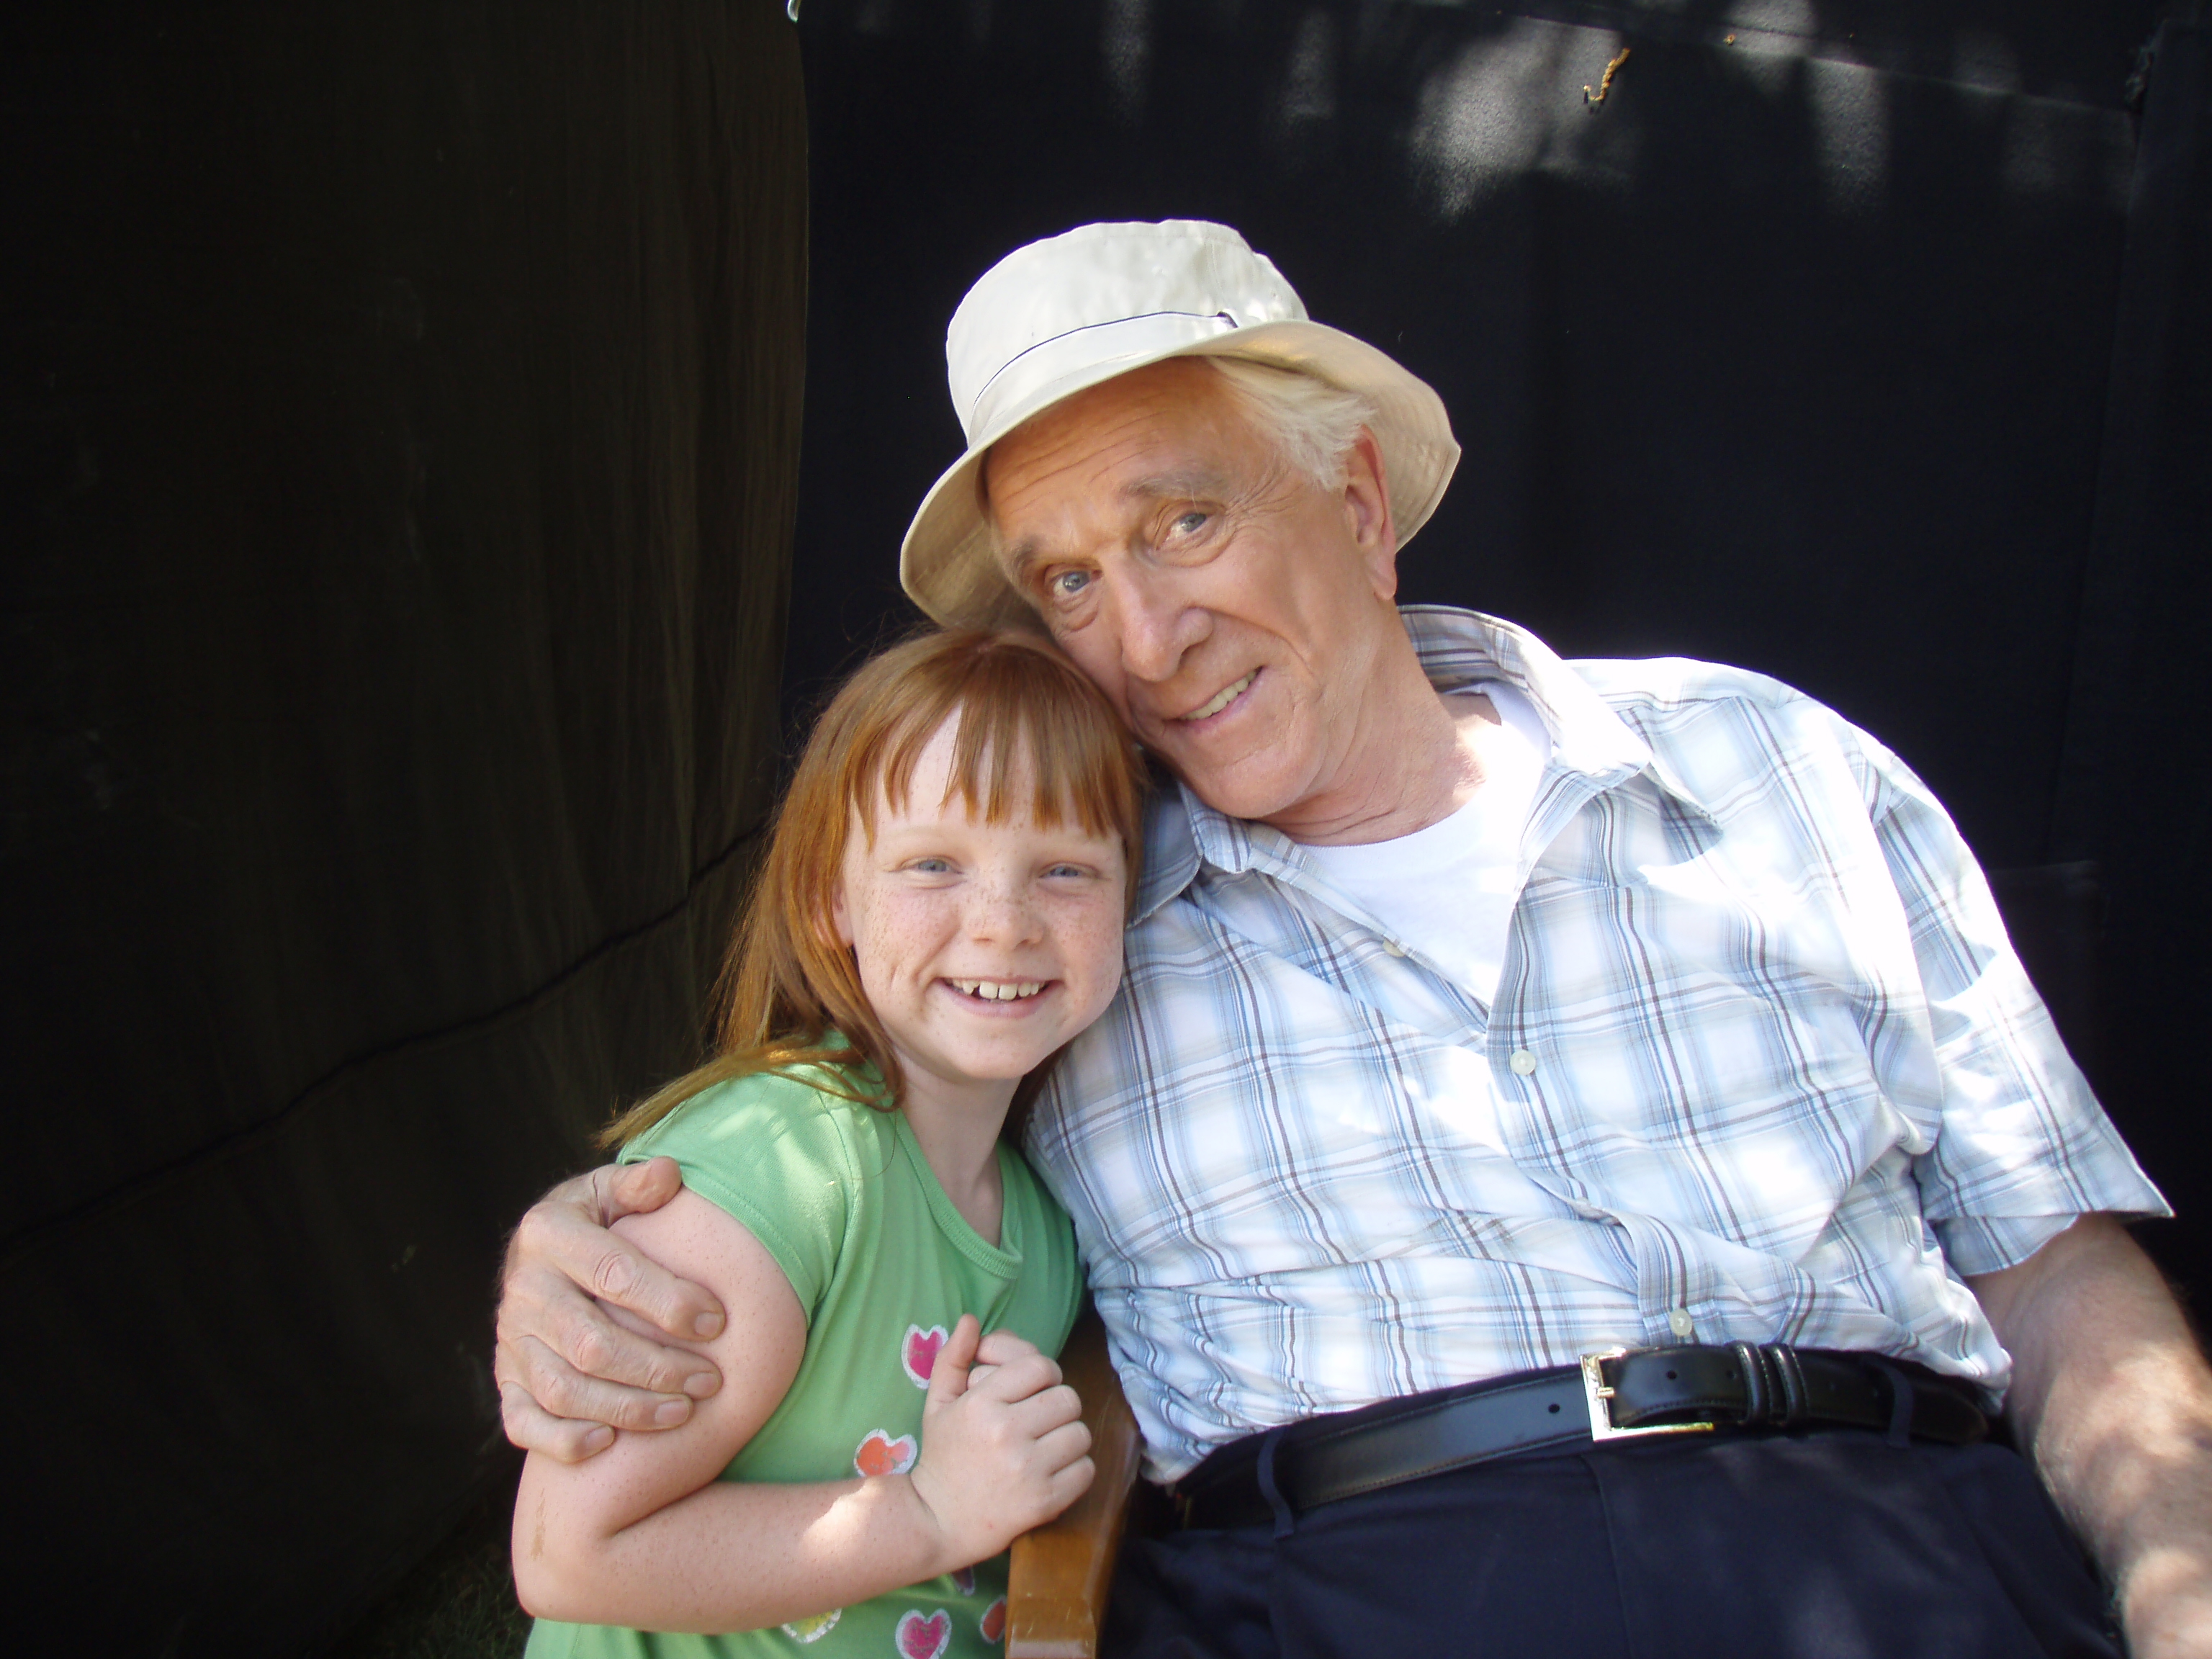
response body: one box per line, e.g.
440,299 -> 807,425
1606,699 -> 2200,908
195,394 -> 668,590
899,220 -> 1462,629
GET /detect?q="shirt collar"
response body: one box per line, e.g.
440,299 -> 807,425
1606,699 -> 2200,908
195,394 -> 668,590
1133,606 -> 1713,922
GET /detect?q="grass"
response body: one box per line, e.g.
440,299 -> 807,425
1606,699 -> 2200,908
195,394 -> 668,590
331,1485 -> 532,1659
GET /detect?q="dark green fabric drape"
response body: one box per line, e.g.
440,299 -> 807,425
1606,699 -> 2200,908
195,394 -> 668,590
1,5 -> 806,1651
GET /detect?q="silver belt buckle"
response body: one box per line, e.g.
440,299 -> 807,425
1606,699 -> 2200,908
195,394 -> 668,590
1581,1347 -> 1718,1442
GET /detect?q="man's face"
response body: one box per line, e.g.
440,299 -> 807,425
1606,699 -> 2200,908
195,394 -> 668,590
983,358 -> 1402,827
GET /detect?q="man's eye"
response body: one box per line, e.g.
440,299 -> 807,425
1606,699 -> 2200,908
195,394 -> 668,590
1172,511 -> 1209,536
1048,569 -> 1092,600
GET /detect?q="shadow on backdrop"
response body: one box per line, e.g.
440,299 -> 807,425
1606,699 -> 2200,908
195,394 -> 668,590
788,0 -> 2211,1290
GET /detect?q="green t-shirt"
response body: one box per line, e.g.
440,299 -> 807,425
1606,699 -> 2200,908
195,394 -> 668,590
526,1064 -> 1083,1659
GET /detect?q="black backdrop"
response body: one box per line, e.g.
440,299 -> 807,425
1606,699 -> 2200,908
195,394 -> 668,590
4,1 -> 2208,1654
787,0 -> 2211,1286
4,4 -> 804,1653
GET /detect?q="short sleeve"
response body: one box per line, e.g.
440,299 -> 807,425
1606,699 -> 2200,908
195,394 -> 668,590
1869,754 -> 2170,1275
619,1071 -> 860,1318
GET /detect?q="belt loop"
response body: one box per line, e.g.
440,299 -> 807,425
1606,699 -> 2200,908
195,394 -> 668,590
1768,1344 -> 1809,1428
1732,1339 -> 1769,1425
1866,1357 -> 1916,1449
1254,1426 -> 1297,1539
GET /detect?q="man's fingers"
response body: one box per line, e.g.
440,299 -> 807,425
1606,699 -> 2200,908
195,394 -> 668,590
559,1166 -> 724,1342
498,1174 -> 602,1300
501,1334 -> 699,1431
601,1156 -> 685,1222
514,1278 -> 716,1396
582,1234 -> 727,1345
504,1162 -> 725,1344
499,1380 -> 616,1462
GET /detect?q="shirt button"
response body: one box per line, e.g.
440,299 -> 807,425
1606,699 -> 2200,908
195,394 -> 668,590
1508,1049 -> 1537,1076
1668,1308 -> 1696,1340
1382,940 -> 1408,957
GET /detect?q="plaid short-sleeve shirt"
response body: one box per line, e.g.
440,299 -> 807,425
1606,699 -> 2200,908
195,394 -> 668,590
1025,606 -> 2167,1481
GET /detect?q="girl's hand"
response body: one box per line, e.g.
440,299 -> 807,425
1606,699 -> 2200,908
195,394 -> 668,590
963,1326 -> 1043,1392
907,1314 -> 1095,1569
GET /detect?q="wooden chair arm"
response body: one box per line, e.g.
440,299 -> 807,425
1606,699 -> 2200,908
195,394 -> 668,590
1006,1305 -> 1143,1658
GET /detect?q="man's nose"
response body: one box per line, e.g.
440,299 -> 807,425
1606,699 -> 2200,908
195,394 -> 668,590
1110,569 -> 1207,683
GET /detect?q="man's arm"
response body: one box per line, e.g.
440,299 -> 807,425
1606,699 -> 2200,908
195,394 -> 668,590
1968,1214 -> 2212,1659
514,1194 -> 1094,1632
494,1156 -> 729,1461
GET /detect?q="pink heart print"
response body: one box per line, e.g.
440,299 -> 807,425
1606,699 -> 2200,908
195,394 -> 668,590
950,1566 -> 976,1596
979,1597 -> 1007,1644
896,1608 -> 952,1659
853,1429 -> 919,1478
903,1323 -> 950,1388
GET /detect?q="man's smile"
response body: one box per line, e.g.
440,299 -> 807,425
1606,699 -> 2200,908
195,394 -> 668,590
1176,670 -> 1258,724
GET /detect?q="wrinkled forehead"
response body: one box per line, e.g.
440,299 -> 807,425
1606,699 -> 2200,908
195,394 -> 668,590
980,360 -> 1257,563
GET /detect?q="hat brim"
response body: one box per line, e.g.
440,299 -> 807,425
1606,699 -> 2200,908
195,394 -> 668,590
899,320 -> 1462,630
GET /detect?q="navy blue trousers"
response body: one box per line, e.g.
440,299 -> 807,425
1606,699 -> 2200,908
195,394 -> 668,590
1102,1431 -> 2119,1658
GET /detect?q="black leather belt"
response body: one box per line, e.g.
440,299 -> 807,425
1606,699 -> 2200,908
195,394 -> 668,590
1172,1344 -> 1991,1531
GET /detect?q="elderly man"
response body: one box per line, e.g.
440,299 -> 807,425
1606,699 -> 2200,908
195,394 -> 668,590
496,222 -> 2212,1656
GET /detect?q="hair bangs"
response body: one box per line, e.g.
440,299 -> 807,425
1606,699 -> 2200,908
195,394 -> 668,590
866,636 -> 1141,854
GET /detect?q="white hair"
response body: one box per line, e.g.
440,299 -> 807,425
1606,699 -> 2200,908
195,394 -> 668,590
1204,356 -> 1377,490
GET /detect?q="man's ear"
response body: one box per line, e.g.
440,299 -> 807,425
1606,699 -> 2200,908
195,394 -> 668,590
1342,426 -> 1400,603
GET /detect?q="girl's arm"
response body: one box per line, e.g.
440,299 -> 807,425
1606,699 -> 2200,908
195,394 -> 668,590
511,1188 -> 1094,1634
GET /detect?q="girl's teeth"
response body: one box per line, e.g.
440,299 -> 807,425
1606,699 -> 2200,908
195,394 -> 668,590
1185,673 -> 1254,722
951,980 -> 1044,1001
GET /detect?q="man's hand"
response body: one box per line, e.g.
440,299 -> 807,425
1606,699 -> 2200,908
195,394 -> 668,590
495,1157 -> 729,1462
1969,1215 -> 2212,1659
907,1315 -> 1094,1570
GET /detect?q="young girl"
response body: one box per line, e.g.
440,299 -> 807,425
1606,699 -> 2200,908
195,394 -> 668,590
513,629 -> 1147,1658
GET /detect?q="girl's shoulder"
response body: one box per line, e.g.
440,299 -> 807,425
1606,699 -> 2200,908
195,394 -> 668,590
623,1062 -> 888,1176
616,1064 -> 898,1319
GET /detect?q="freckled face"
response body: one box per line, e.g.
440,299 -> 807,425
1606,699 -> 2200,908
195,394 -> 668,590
983,356 -> 1403,827
830,714 -> 1128,1110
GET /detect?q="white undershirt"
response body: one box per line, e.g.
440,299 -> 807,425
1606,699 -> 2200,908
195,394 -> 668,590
1300,683 -> 1551,1008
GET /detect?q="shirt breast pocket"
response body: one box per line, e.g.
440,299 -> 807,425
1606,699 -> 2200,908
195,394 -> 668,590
1503,861 -> 1931,1226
